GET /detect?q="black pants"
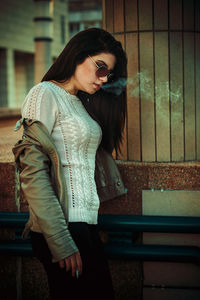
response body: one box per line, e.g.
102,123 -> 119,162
30,223 -> 115,300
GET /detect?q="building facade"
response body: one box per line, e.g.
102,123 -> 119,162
68,0 -> 102,38
0,0 -> 69,109
0,0 -> 102,110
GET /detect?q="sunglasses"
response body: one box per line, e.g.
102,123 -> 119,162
88,55 -> 114,81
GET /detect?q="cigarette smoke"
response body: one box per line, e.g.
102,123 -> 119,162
102,71 -> 183,123
101,78 -> 127,95
138,71 -> 183,123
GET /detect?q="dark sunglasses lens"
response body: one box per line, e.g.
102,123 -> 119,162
96,66 -> 108,77
108,73 -> 114,81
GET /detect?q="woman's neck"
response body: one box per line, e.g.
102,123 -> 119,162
51,79 -> 78,95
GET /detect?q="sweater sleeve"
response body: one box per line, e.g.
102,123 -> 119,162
21,83 -> 58,134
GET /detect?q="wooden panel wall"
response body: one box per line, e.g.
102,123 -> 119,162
170,32 -> 184,161
102,0 -> 200,162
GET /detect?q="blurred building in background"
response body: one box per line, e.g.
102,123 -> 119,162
69,0 -> 102,38
0,0 -> 102,113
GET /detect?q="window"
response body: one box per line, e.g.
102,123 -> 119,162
60,15 -> 66,44
69,22 -> 80,38
69,22 -> 80,33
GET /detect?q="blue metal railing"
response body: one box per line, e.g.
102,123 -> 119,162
1,212 -> 200,262
98,214 -> 200,233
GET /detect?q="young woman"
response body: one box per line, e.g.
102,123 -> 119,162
14,28 -> 127,300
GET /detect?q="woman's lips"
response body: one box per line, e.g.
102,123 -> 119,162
94,83 -> 101,90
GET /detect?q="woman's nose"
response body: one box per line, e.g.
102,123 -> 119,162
99,75 -> 108,83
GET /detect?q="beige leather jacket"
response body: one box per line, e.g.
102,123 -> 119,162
12,118 -> 126,262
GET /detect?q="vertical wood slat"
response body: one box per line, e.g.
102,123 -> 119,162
195,0 -> 200,31
102,0 -> 106,30
170,32 -> 184,161
154,32 -> 170,161
126,32 -> 141,161
184,33 -> 196,160
125,0 -> 138,31
196,0 -> 200,159
195,1 -> 200,160
169,0 -> 182,30
183,0 -> 194,30
154,0 -> 168,30
104,0 -> 114,33
114,33 -> 128,160
194,0 -> 200,160
139,0 -> 153,31
196,33 -> 200,160
139,32 -> 155,162
113,0 -> 124,33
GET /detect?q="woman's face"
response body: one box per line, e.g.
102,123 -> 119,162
73,52 -> 116,94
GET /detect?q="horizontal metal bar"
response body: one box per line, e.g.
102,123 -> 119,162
1,212 -> 200,262
1,241 -> 200,263
104,244 -> 200,262
0,212 -> 29,227
0,241 -> 33,256
1,212 -> 200,233
98,214 -> 200,233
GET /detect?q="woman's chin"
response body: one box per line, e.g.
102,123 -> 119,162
79,84 -> 100,95
86,88 -> 98,95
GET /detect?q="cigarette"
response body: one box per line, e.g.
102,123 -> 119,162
76,269 -> 79,279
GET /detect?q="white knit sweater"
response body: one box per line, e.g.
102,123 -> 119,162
21,81 -> 102,224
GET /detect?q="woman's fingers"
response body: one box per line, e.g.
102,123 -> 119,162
75,252 -> 82,275
64,257 -> 71,272
58,257 -> 71,272
58,260 -> 65,269
70,255 -> 76,277
70,252 -> 83,277
59,252 -> 82,277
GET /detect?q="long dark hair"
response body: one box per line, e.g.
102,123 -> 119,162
42,28 -> 127,156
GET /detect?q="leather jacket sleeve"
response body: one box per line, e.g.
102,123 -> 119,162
13,139 -> 78,262
95,147 -> 126,202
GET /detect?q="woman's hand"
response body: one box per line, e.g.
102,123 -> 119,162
58,251 -> 82,277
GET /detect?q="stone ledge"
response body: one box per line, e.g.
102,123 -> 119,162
0,108 -> 21,120
1,161 -> 200,214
